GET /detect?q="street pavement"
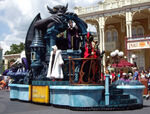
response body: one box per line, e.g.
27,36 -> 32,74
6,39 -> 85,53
0,90 -> 150,114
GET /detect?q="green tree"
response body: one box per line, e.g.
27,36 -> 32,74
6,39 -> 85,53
5,42 -> 25,55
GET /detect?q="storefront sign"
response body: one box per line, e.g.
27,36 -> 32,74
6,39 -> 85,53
127,41 -> 150,50
32,86 -> 49,104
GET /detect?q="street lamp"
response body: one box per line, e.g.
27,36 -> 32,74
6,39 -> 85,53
107,56 -> 110,59
110,50 -> 124,66
131,54 -> 136,59
124,56 -> 127,59
109,50 -> 124,82
118,51 -> 124,57
131,54 -> 137,67
106,56 -> 110,67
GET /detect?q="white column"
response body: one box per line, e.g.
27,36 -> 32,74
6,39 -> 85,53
98,17 -> 105,50
128,22 -> 132,37
126,11 -> 132,62
126,24 -> 129,37
99,28 -> 103,52
102,27 -> 106,69
4,59 -> 8,70
126,12 -> 132,38
102,28 -> 105,51
98,17 -> 106,70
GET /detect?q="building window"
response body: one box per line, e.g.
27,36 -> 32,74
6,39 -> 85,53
132,25 -> 144,37
137,26 -> 144,36
132,27 -> 137,37
106,30 -> 112,42
31,52 -> 36,60
112,29 -> 118,41
105,29 -> 118,42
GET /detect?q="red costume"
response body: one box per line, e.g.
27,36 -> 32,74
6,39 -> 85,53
80,32 -> 101,83
84,32 -> 96,58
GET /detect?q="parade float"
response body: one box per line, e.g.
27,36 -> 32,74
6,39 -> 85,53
8,4 -> 145,110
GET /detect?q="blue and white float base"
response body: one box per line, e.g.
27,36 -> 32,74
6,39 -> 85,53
9,83 -> 145,110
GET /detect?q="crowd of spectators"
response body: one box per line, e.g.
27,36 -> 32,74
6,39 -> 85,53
106,67 -> 150,99
0,75 -> 12,90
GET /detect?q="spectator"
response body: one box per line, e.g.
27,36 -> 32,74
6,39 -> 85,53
120,69 -> 123,79
128,73 -> 133,80
110,71 -> 115,83
0,79 -> 6,90
120,73 -> 130,82
140,70 -> 146,79
146,78 -> 150,100
117,71 -> 121,80
146,70 -> 150,79
5,77 -> 10,90
133,68 -> 139,80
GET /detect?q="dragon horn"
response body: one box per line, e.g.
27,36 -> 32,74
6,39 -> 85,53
47,5 -> 54,14
65,3 -> 68,10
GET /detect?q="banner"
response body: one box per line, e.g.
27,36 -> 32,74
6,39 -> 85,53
31,86 -> 49,104
127,40 -> 150,50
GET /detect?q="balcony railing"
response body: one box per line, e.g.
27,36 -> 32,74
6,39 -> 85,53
68,57 -> 104,85
74,0 -> 149,15
127,35 -> 150,41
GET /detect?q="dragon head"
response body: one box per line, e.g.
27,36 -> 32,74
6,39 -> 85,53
47,4 -> 68,14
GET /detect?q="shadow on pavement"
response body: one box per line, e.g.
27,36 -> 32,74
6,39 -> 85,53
143,105 -> 150,108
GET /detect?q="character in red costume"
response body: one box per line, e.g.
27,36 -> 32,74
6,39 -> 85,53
81,32 -> 101,83
84,32 -> 94,58
84,32 -> 100,58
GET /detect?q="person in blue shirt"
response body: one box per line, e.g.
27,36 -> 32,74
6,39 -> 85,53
133,68 -> 139,80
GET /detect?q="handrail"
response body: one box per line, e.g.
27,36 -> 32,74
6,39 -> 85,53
68,57 -> 102,60
68,56 -> 103,85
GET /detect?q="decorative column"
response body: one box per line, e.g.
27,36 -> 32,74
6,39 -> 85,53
126,11 -> 132,37
4,59 -> 8,70
98,17 -> 106,70
126,11 -> 132,62
95,24 -> 100,44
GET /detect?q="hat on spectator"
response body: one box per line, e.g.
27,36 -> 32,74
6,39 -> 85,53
123,73 -> 126,76
128,73 -> 132,75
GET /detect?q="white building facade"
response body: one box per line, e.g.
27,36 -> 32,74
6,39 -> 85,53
74,0 -> 150,70
3,54 -> 20,70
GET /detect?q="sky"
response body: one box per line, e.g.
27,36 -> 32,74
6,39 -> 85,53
0,0 -> 101,54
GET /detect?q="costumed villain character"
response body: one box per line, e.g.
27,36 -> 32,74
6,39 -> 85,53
47,45 -> 64,80
82,32 -> 101,83
67,20 -> 81,50
84,32 -> 94,58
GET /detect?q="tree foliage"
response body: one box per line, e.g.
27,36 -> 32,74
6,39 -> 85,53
5,42 -> 25,55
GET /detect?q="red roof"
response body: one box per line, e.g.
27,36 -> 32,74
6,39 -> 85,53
111,59 -> 134,68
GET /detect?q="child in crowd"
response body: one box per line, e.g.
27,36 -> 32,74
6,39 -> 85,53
128,73 -> 132,80
146,78 -> 150,100
0,79 -> 6,90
